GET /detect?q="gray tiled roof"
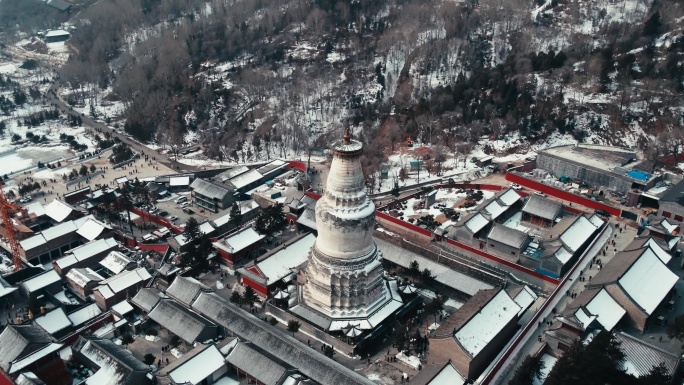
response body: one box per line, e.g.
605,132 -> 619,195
615,332 -> 679,378
131,288 -> 162,312
226,342 -> 288,385
376,238 -> 493,296
165,276 -> 212,307
190,179 -> 234,200
191,292 -> 376,385
72,336 -> 150,385
0,324 -> 54,371
148,300 -> 216,344
487,224 -> 529,249
46,0 -> 71,11
296,207 -> 317,230
522,195 -> 562,221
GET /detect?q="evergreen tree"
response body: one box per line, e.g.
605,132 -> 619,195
643,12 -> 662,37
666,314 -> 684,342
121,333 -> 134,346
230,290 -> 243,306
545,332 -> 626,385
508,355 -> 545,385
183,217 -> 202,243
424,295 -> 445,324
243,286 -> 258,307
639,363 -> 670,385
143,354 -> 156,365
323,345 -> 335,358
287,320 -> 301,337
229,202 -> 242,226
255,203 -> 286,234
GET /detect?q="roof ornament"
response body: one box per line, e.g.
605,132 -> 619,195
342,128 -> 351,145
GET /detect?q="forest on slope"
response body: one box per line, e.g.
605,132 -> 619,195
2,0 -> 684,179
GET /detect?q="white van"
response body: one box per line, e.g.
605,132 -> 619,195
175,196 -> 188,204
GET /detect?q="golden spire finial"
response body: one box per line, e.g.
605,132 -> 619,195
343,128 -> 351,145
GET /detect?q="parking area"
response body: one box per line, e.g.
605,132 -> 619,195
142,192 -> 230,228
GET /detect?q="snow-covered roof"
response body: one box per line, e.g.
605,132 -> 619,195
253,234 -> 315,282
661,219 -> 678,233
168,345 -> 225,385
25,202 -> 46,218
199,221 -> 215,235
68,303 -> 102,327
465,213 -> 489,234
72,337 -> 150,385
213,227 -> 265,255
110,301 -> 134,316
560,215 -> 600,252
56,238 -> 117,270
296,207 -> 317,230
76,218 -> 111,241
482,200 -> 506,220
44,199 -> 75,223
21,270 -> 60,293
45,30 -> 69,37
19,235 -> 47,251
15,372 -> 46,385
522,195 -> 562,221
0,324 -> 54,372
212,201 -> 259,228
219,166 -> 250,182
99,251 -> 132,275
377,238 -> 493,296
553,246 -> 574,265
229,169 -> 263,189
96,268 -> 151,299
512,286 -> 538,317
46,0 -> 71,11
498,189 -> 521,206
454,290 -> 521,357
42,221 -> 78,241
34,308 -> 71,334
487,224 -> 529,249
170,176 -> 191,187
427,362 -> 466,385
588,214 -> 604,228
8,343 -> 63,374
66,268 -> 104,287
0,277 -> 17,298
21,215 -> 108,251
618,248 -> 678,315
626,238 -> 672,264
573,308 -> 597,329
584,289 -> 625,331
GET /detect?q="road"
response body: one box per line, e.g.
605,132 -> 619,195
44,81 -> 199,173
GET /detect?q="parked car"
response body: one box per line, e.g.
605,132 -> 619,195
175,196 -> 188,204
158,210 -> 169,217
534,191 -> 546,197
169,216 -> 179,222
510,183 -> 522,190
181,202 -> 190,207
595,209 -> 609,217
